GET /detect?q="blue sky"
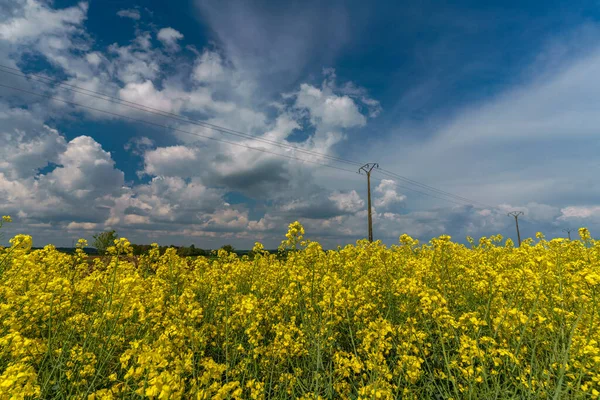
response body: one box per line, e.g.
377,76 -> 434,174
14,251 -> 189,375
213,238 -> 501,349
1,0 -> 600,248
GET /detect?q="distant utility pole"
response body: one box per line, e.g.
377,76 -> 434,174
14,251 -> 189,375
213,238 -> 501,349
562,228 -> 573,240
359,163 -> 379,242
507,211 -> 524,246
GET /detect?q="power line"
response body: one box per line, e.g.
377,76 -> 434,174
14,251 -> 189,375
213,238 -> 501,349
0,68 -> 498,209
370,175 -> 478,207
0,83 -> 361,175
1,80 -> 507,217
376,169 -> 497,209
0,65 -> 363,168
0,64 -> 497,209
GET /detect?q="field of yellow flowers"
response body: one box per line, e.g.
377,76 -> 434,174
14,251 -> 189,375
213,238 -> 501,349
1,217 -> 599,399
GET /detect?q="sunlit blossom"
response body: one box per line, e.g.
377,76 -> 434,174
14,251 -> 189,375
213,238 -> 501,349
0,223 -> 598,398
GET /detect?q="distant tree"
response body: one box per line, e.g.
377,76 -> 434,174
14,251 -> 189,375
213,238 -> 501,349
129,242 -> 208,257
220,244 -> 235,253
92,230 -> 118,255
178,244 -> 207,257
132,244 -> 152,256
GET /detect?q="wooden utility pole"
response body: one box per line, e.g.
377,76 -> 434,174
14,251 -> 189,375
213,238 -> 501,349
359,163 -> 379,242
562,228 -> 572,240
507,211 -> 524,246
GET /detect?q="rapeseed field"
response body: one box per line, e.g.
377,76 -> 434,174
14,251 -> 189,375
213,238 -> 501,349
0,218 -> 599,399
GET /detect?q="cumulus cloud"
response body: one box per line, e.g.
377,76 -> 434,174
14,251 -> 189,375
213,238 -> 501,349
116,9 -> 141,20
497,202 -> 560,223
106,37 -> 162,83
192,50 -> 226,83
559,206 -> 600,220
85,52 -> 102,66
198,208 -> 250,232
119,80 -> 181,111
295,83 -> 366,129
133,176 -> 224,221
157,27 -> 184,51
124,214 -> 150,225
142,146 -> 198,177
374,179 -> 406,209
329,190 -> 364,213
0,110 -> 66,179
67,221 -> 98,230
276,188 -> 364,221
49,136 -> 125,198
1,0 -> 375,214
0,0 -> 88,43
6,0 -> 584,249
0,115 -> 126,230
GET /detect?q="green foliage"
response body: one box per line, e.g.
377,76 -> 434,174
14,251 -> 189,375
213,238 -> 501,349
130,243 -> 208,257
92,230 -> 118,255
220,244 -> 235,253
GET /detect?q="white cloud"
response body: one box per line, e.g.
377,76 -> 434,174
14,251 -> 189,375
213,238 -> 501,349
124,214 -> 150,225
106,37 -> 161,83
0,0 -> 373,214
370,39 -> 600,211
295,83 -> 366,129
0,0 -> 511,250
198,208 -> 250,231
48,136 -> 124,197
119,80 -> 180,111
116,9 -> 140,20
67,221 -> 98,230
374,179 -> 406,209
329,190 -> 364,213
0,0 -> 91,76
0,118 -> 126,231
104,176 -> 226,229
143,146 -> 198,177
262,114 -> 300,142
192,50 -> 226,82
0,0 -> 507,249
559,206 -> 600,220
0,0 -> 88,43
0,109 -> 67,179
157,27 -> 184,51
85,52 -> 102,66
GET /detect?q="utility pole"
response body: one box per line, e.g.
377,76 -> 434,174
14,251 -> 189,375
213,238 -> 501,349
359,163 -> 379,242
507,211 -> 524,246
562,228 -> 572,240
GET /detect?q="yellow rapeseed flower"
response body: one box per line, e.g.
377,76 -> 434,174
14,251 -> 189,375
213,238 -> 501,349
0,222 -> 598,398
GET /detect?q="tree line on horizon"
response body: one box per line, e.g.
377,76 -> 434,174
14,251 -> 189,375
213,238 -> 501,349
92,230 -> 239,257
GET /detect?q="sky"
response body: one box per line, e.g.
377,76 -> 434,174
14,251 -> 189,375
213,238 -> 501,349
1,0 -> 600,249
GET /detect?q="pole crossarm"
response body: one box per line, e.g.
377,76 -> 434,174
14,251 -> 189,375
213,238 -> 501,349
358,163 -> 379,175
